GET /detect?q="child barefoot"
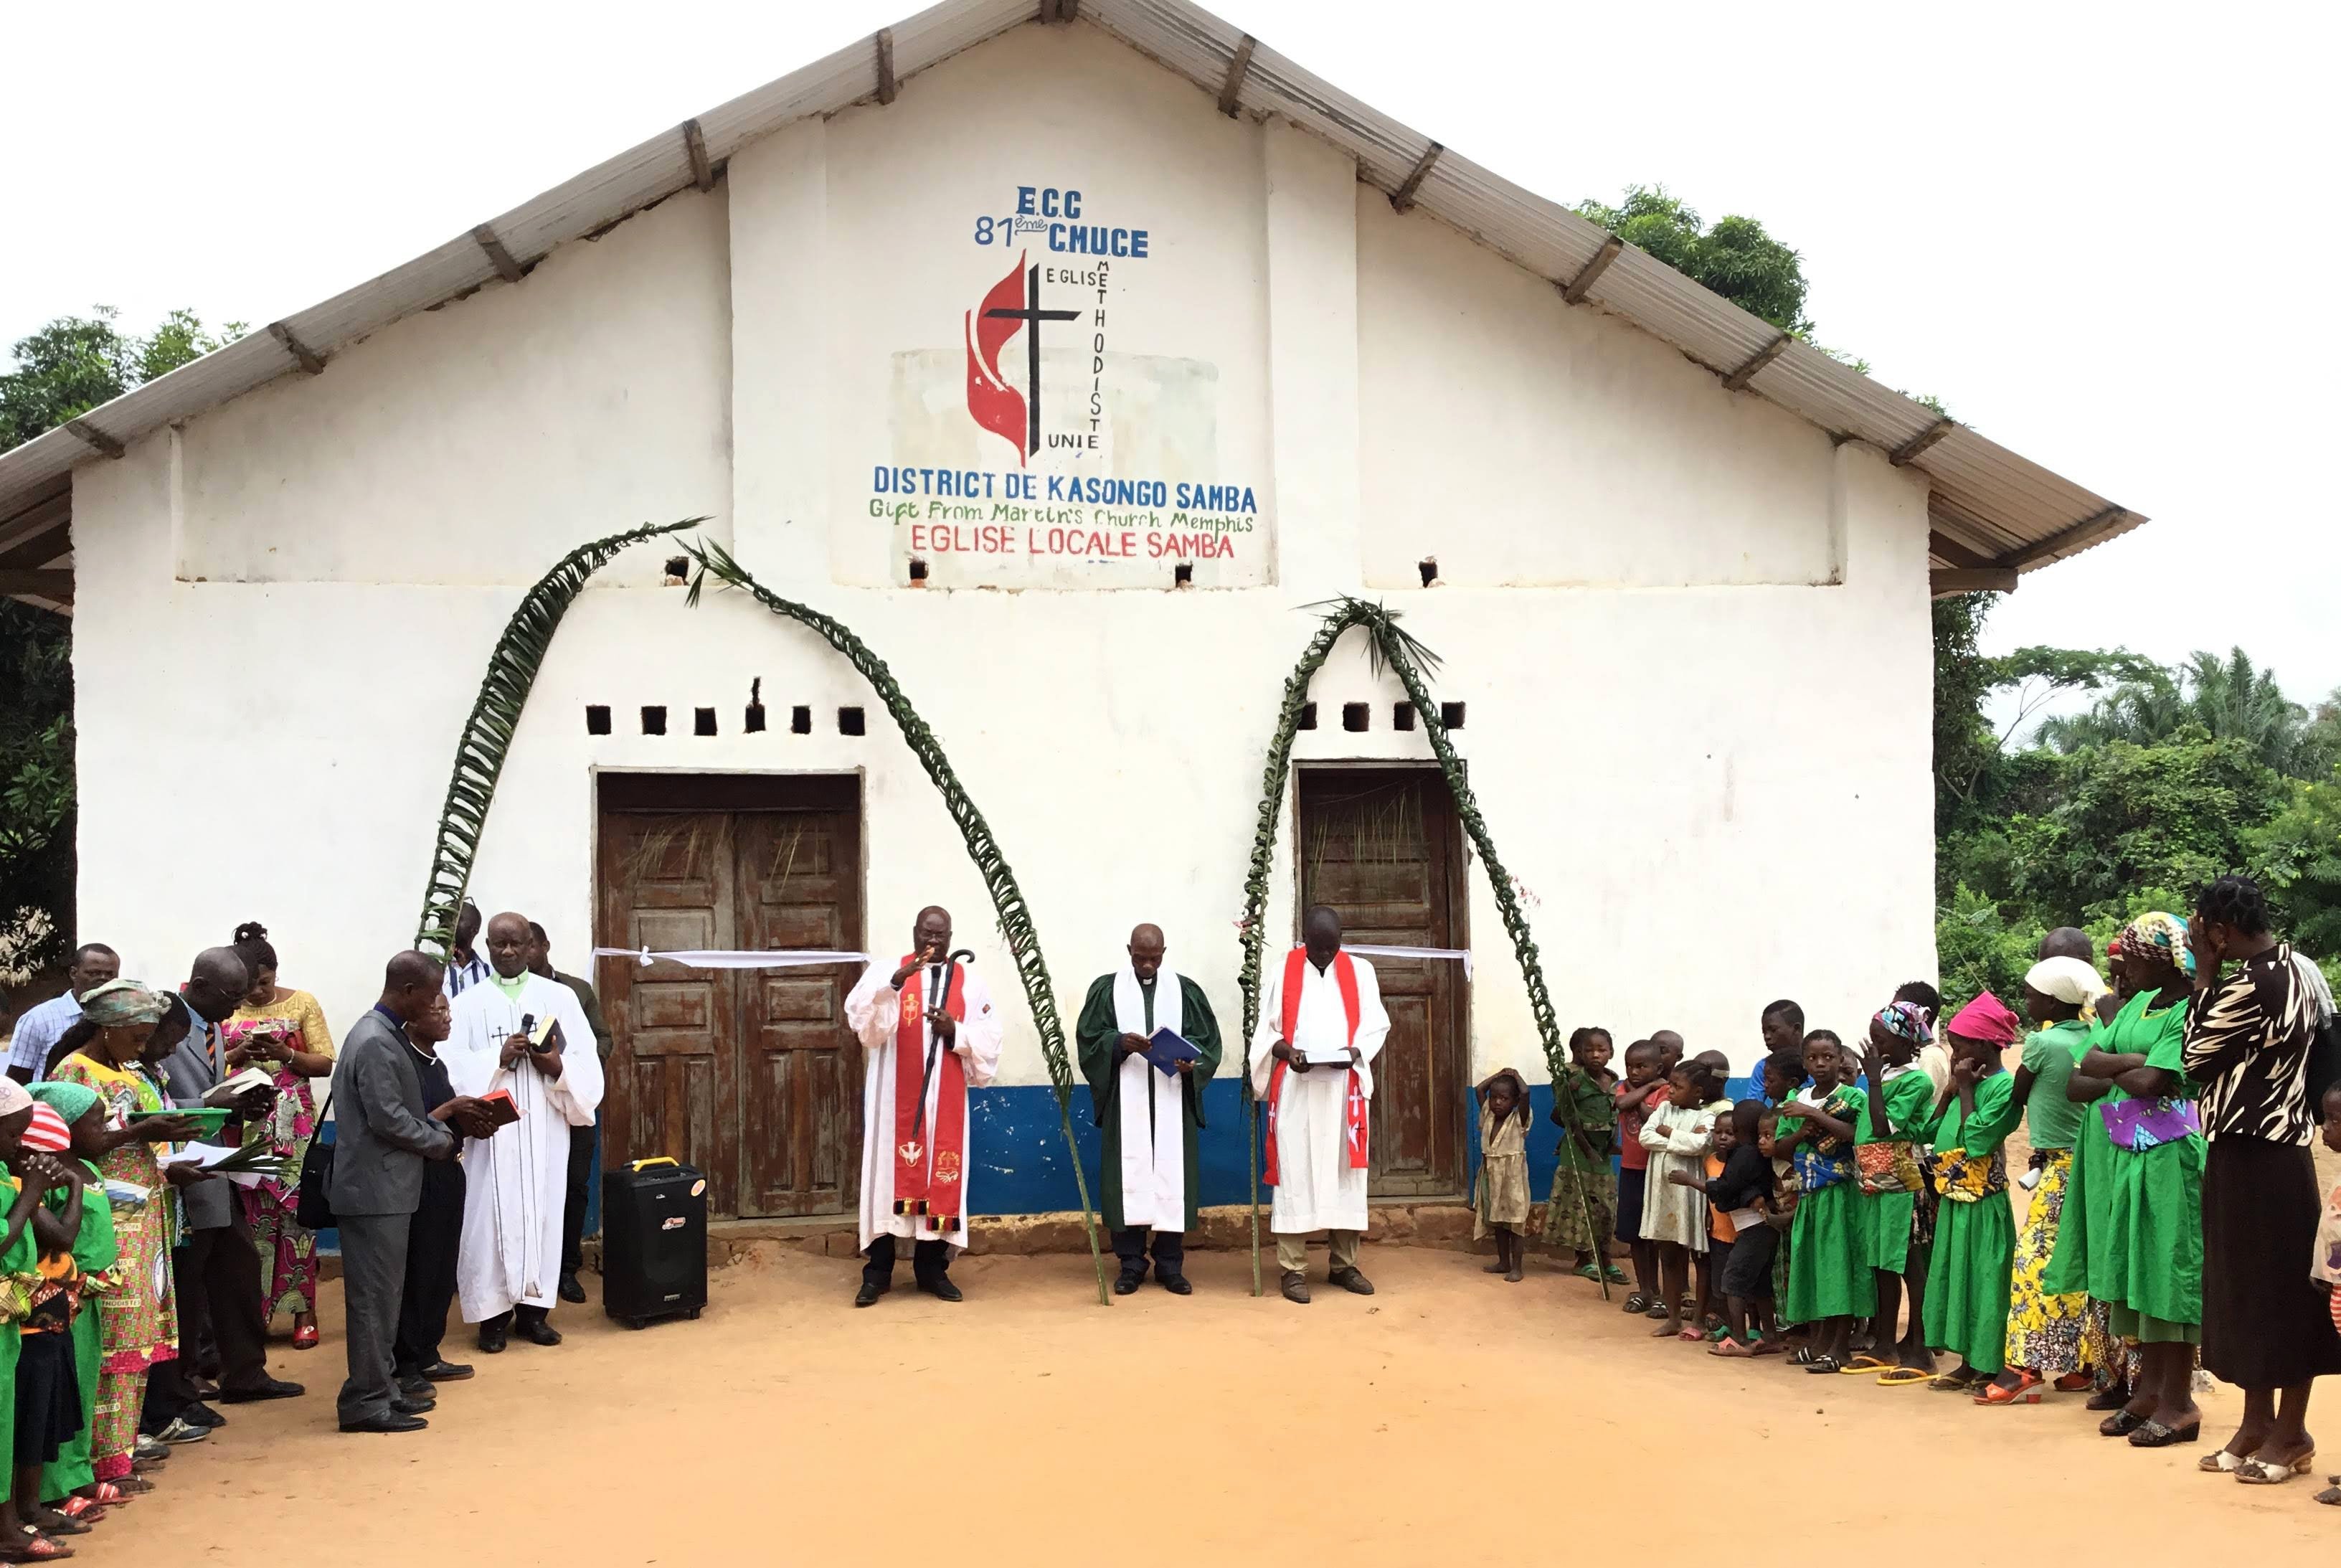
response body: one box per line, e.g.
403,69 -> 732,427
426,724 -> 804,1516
1777,1030 -> 1868,1372
1641,1059 -> 1721,1339
1474,1069 -> 1532,1281
1546,1029 -> 1624,1283
1614,1041 -> 1670,1316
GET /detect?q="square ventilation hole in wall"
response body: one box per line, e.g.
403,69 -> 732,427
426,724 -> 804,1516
791,706 -> 812,735
744,703 -> 766,733
1391,703 -> 1416,732
640,705 -> 668,736
1439,702 -> 1466,730
1341,702 -> 1370,733
585,705 -> 611,735
1418,557 -> 1438,587
908,558 -> 929,584
1297,702 -> 1318,731
1173,562 -> 1193,587
694,707 -> 718,737
664,555 -> 690,580
838,707 -> 866,737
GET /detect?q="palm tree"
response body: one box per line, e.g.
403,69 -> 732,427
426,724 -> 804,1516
2037,646 -> 2314,777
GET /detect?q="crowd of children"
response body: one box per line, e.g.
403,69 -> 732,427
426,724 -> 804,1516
1469,912 -> 2340,1490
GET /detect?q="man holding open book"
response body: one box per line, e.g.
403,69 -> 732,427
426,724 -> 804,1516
1075,924 -> 1224,1295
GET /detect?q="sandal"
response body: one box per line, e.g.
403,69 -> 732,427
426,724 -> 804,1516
2053,1371 -> 2094,1392
291,1322 -> 320,1351
2099,1409 -> 2147,1437
1975,1372 -> 2044,1406
1711,1338 -> 1754,1359
76,1485 -> 127,1507
112,1477 -> 153,1495
2130,1420 -> 2201,1449
1622,1293 -> 1652,1315
1842,1354 -> 1891,1373
1929,1371 -> 1981,1392
1803,1356 -> 1843,1374
2199,1450 -> 2246,1474
1875,1367 -> 1932,1386
2234,1449 -> 2314,1483
50,1503 -> 101,1526
1748,1340 -> 1786,1357
1789,1346 -> 1816,1366
1601,1263 -> 1629,1283
1574,1263 -> 1602,1281
2315,1484 -> 2341,1506
3,1526 -> 72,1562
1677,1327 -> 1705,1342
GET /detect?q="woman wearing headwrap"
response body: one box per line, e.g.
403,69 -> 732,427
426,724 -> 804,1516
1982,958 -> 2113,1404
2048,915 -> 2205,1449
1919,992 -> 2025,1393
0,1080 -> 52,1557
44,982 -> 204,1491
27,1082 -> 120,1517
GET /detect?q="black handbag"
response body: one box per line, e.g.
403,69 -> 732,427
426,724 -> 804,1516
295,1081 -> 336,1230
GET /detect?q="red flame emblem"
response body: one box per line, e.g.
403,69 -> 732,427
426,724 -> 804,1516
965,255 -> 1029,466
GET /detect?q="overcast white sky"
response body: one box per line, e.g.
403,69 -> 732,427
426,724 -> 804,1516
6,0 -> 2333,713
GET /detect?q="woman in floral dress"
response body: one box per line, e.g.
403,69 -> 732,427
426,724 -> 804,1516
223,924 -> 335,1350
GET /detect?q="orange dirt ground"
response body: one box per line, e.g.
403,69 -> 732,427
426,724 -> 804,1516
92,1245 -> 2335,1564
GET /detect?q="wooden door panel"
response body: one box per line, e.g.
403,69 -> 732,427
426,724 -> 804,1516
736,804 -> 864,1218
1297,770 -> 1468,1199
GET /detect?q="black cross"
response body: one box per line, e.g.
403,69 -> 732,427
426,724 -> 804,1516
985,265 -> 1081,456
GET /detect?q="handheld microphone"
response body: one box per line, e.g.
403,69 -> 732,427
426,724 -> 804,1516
518,1013 -> 536,1048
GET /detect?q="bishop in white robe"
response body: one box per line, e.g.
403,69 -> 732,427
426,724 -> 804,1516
1249,907 -> 1390,1303
843,905 -> 1004,1305
443,913 -> 603,1348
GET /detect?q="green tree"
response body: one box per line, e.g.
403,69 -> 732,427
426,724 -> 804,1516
0,306 -> 242,978
1576,186 -> 1812,336
2250,771 -> 2341,958
2038,646 -> 2324,778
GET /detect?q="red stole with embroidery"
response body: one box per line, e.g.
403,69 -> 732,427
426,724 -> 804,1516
1263,948 -> 1368,1185
892,957 -> 968,1233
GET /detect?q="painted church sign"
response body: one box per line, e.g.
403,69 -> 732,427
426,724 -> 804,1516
869,181 -> 1270,588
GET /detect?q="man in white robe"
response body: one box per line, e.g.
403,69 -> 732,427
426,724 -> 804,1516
444,910 -> 604,1350
843,905 -> 1004,1306
1249,905 -> 1391,1304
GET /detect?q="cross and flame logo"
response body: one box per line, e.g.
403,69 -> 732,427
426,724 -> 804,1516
965,252 -> 1079,466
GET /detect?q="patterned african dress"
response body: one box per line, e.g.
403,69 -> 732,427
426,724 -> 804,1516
225,988 -> 335,1319
0,1176 -> 34,1470
1780,1085 -> 1867,1321
1856,1067 -> 1935,1276
1542,1067 -> 1618,1254
1922,1070 -> 2020,1374
1474,1105 -> 1530,1239
49,1053 -> 177,1482
2003,1019 -> 2108,1378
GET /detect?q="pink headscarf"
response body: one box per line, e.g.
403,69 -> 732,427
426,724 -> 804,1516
1944,991 -> 2024,1047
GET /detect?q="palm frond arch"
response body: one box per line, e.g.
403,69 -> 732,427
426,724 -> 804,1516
681,541 -> 1110,1305
1234,598 -> 1601,1296
412,521 -> 1109,1306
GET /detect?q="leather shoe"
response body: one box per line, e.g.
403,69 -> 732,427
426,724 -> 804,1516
181,1402 -> 227,1428
420,1361 -> 474,1382
1328,1266 -> 1376,1296
339,1412 -> 428,1435
219,1378 -> 303,1403
477,1324 -> 509,1354
1281,1270 -> 1311,1304
392,1394 -> 437,1415
558,1271 -> 587,1305
1113,1272 -> 1143,1295
853,1280 -> 885,1308
917,1275 -> 964,1303
1158,1273 -> 1193,1295
517,1317 -> 563,1346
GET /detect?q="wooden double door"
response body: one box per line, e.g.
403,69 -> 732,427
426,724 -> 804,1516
1297,767 -> 1471,1199
595,775 -> 865,1219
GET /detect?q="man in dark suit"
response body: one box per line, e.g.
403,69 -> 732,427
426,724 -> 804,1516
331,952 -> 494,1434
146,947 -> 302,1439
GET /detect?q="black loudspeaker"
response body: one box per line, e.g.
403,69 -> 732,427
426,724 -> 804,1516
600,1157 -> 708,1328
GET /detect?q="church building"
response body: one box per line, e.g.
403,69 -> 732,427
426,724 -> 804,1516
0,0 -> 2139,1222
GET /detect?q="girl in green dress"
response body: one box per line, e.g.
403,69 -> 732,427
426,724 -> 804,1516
1857,1002 -> 1939,1381
1919,992 -> 2025,1392
2073,915 -> 2205,1448
1777,1031 -> 1868,1373
2046,950 -> 2134,1412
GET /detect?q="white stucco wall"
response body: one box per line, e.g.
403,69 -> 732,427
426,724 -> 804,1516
69,19 -> 1935,1097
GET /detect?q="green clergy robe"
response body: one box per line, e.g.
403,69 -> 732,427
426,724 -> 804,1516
1075,973 -> 1223,1233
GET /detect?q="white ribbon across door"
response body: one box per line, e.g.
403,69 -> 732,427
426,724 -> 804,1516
590,948 -> 873,969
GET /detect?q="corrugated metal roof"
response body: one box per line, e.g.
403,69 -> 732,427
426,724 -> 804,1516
0,0 -> 2143,575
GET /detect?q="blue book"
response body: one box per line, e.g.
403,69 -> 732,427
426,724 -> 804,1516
1143,1027 -> 1201,1077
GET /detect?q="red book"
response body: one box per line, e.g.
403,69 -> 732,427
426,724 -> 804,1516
478,1090 -> 521,1127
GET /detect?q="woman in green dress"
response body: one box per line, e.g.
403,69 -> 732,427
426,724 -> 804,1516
1919,991 -> 2025,1392
27,1085 -> 118,1519
1776,1031 -> 1868,1373
2046,949 -> 2134,1410
2073,915 -> 2205,1448
1856,1002 -> 1939,1381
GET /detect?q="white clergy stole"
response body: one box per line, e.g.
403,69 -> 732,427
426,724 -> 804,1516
1112,965 -> 1186,1232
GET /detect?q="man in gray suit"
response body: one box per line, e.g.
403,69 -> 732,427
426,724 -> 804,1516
332,951 -> 496,1433
146,946 -> 302,1438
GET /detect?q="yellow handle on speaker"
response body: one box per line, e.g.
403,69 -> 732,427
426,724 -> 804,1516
628,1156 -> 680,1173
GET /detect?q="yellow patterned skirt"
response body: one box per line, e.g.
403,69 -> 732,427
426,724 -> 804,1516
2003,1151 -> 2108,1377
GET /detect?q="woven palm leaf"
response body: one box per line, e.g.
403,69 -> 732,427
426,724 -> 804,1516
413,517 -> 704,950
683,540 -> 1112,1305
